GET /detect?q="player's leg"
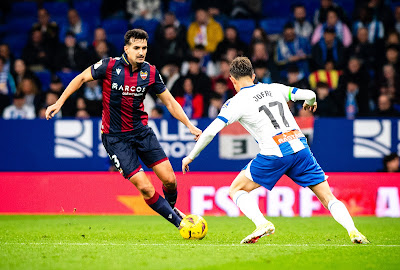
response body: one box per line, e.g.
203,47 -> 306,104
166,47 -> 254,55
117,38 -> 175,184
309,181 -> 370,244
152,160 -> 178,209
128,171 -> 182,228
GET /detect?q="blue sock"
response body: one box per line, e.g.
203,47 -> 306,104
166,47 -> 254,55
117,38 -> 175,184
145,191 -> 181,228
162,185 -> 178,209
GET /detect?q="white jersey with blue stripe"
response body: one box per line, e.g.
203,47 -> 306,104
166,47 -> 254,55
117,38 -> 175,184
217,83 -> 308,157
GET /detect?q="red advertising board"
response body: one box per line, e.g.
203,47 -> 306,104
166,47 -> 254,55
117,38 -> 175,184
0,172 -> 399,217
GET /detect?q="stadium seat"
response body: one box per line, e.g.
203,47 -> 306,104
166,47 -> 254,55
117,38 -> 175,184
227,19 -> 256,44
260,18 -> 288,35
56,71 -> 80,87
107,33 -> 125,54
43,2 -> 70,18
73,0 -> 101,20
34,70 -> 52,91
101,19 -> 129,36
262,1 -> 293,18
5,17 -> 36,35
2,34 -> 28,59
169,0 -> 192,21
9,2 -> 38,18
131,19 -> 160,44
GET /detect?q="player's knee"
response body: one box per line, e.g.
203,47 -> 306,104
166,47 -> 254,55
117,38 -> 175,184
138,184 -> 155,198
162,175 -> 177,190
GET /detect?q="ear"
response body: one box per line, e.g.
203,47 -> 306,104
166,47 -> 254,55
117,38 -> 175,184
229,76 -> 236,85
252,74 -> 256,82
123,45 -> 127,54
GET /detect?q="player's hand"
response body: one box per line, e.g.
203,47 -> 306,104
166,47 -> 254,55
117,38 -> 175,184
189,126 -> 202,141
303,101 -> 317,113
182,156 -> 193,174
45,103 -> 62,120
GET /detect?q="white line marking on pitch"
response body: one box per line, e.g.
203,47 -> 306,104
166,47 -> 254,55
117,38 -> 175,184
1,243 -> 399,247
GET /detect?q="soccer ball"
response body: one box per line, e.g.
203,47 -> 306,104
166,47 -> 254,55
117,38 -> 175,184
179,214 -> 208,240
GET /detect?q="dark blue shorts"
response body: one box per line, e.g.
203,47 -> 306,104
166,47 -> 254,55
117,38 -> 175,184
102,126 -> 168,179
243,147 -> 326,190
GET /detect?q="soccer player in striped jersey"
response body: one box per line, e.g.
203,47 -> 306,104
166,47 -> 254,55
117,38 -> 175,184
182,56 -> 369,244
46,29 -> 201,230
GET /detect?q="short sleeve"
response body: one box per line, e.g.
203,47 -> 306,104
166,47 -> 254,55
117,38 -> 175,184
270,83 -> 297,102
153,69 -> 167,95
217,98 -> 242,125
91,58 -> 111,80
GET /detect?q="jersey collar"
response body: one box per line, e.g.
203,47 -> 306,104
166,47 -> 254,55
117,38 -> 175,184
122,53 -> 130,66
240,83 -> 256,91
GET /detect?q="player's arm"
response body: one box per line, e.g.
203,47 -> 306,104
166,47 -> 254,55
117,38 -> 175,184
45,67 -> 94,119
182,118 -> 226,174
157,89 -> 202,140
275,84 -> 318,112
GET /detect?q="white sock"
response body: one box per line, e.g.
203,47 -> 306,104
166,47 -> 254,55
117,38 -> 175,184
328,199 -> 357,233
233,190 -> 268,227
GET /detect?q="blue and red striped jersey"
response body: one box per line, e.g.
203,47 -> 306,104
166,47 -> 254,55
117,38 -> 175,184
91,53 -> 166,134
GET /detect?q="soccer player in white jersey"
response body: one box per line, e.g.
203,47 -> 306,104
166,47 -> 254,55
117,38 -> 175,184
182,56 -> 369,244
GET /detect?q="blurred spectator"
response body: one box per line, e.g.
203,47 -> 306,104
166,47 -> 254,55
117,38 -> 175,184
311,27 -> 345,70
250,28 -> 273,57
352,6 -> 384,45
150,105 -> 164,119
0,56 -> 17,98
309,61 -> 341,90
293,4 -> 313,40
11,59 -> 41,89
38,91 -> 61,119
155,11 -> 186,46
31,8 -> 59,46
382,45 -> 400,72
0,44 -> 14,73
212,58 -> 235,95
347,27 -> 376,70
367,0 -> 395,31
251,41 -> 269,62
213,26 -> 247,62
47,75 -> 76,116
77,80 -> 103,117
155,24 -> 188,68
253,60 -> 272,84
76,109 -> 90,119
208,92 -> 223,118
60,9 -> 91,48
395,6 -> 400,34
160,60 -> 182,96
285,65 -> 310,89
275,23 -> 311,76
379,153 -> 400,172
22,29 -> 55,72
2,93 -> 35,119
337,57 -> 370,96
373,94 -> 400,117
187,8 -> 224,53
89,40 -> 111,65
338,80 -> 370,119
376,64 -> 400,102
126,0 -> 162,23
0,56 -> 16,115
314,82 -> 339,117
386,31 -> 400,47
312,8 -> 352,48
181,45 -> 217,77
175,77 -> 204,119
313,0 -> 347,26
231,0 -> 262,19
213,78 -> 233,103
16,77 -> 40,113
56,31 -> 89,72
89,28 -> 118,57
184,56 -> 212,96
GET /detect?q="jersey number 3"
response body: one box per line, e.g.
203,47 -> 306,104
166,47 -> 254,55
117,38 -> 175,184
259,102 -> 289,129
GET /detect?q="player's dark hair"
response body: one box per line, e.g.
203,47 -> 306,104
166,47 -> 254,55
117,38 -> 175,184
229,56 -> 254,80
124,29 -> 148,45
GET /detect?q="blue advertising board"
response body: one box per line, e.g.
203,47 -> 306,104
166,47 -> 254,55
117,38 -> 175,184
0,118 -> 398,172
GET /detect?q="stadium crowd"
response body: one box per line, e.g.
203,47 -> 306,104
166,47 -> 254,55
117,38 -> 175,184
1,0 -> 400,120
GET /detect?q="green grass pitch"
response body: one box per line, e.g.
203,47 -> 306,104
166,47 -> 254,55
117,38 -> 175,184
0,215 -> 399,270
